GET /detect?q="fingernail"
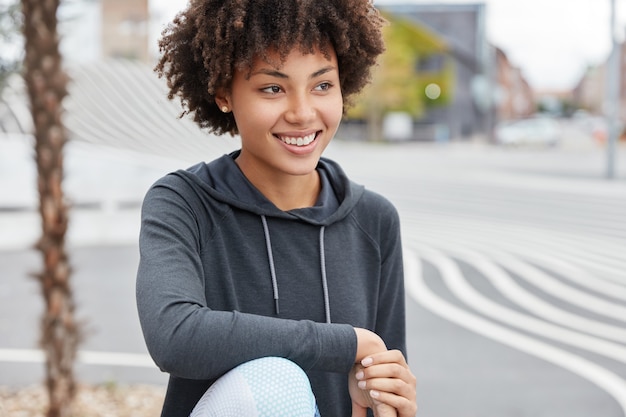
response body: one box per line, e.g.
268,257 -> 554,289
358,381 -> 366,389
361,357 -> 373,366
355,371 -> 364,380
370,390 -> 380,398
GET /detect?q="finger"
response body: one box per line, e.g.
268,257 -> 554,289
370,389 -> 418,417
358,376 -> 415,403
350,365 -> 375,410
372,400 -> 397,417
351,401 -> 367,417
361,349 -> 408,368
354,363 -> 417,387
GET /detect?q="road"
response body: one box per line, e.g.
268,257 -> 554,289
333,141 -> 626,417
1,130 -> 625,416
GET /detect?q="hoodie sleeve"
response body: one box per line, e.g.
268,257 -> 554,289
377,207 -> 407,355
136,175 -> 357,380
360,190 -> 407,356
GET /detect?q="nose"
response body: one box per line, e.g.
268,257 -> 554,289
284,93 -> 316,125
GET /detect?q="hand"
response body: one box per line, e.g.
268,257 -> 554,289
351,328 -> 393,416
350,363 -> 397,417
354,328 -> 387,362
354,350 -> 417,417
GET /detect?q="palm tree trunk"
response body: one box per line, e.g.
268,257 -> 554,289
21,1 -> 80,416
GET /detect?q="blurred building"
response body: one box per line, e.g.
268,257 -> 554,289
102,0 -> 150,62
573,39 -> 626,120
494,47 -> 534,120
56,0 -> 151,64
379,3 -> 493,140
572,66 -> 605,115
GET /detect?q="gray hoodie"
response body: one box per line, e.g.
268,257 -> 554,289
136,150 -> 406,417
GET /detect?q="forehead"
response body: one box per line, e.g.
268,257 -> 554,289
243,44 -> 338,75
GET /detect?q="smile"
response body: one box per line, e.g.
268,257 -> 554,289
276,132 -> 318,147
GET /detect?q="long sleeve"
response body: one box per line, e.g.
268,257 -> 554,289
136,177 -> 357,381
374,202 -> 407,355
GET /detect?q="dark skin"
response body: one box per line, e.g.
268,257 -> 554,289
155,0 -> 386,135
216,45 -> 417,417
156,0 -> 417,415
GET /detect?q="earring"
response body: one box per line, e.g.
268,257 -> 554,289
221,106 -> 229,113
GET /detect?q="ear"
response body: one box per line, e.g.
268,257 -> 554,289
214,90 -> 231,112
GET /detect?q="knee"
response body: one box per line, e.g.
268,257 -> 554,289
238,356 -> 309,385
237,357 -> 318,413
191,357 -> 319,417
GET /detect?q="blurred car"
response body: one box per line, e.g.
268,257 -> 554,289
571,110 -> 609,143
494,117 -> 562,147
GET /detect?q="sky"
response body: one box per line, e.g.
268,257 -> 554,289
149,0 -> 626,92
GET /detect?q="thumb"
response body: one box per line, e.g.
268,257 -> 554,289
374,402 -> 398,417
351,401 -> 367,417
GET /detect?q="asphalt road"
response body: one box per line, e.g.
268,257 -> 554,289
1,130 -> 625,416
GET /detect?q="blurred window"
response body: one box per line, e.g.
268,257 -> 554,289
417,54 -> 445,72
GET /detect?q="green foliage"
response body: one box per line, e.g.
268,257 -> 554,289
416,56 -> 455,109
347,14 -> 455,121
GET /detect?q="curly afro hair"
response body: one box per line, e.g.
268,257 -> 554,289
155,0 -> 387,136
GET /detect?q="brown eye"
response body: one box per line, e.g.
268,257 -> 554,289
314,82 -> 332,92
261,85 -> 282,94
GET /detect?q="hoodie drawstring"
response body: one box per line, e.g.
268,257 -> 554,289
261,215 -> 280,315
319,226 -> 331,324
260,216 -> 331,324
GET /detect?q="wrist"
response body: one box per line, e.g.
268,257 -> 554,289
354,328 -> 387,362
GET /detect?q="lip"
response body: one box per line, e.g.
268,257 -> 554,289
274,131 -> 322,154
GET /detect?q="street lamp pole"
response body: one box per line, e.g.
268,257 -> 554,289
606,0 -> 621,179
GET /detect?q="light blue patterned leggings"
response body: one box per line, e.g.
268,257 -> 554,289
189,357 -> 321,417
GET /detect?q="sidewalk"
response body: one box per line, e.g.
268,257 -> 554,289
0,135 -> 193,250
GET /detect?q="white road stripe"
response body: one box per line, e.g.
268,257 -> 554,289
510,252 -> 626,302
416,245 -> 626,362
444,245 -> 626,344
407,228 -> 626,323
403,248 -> 626,416
486,250 -> 626,323
0,349 -> 156,368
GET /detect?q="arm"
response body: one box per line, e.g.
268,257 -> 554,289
350,198 -> 417,416
136,178 -> 357,380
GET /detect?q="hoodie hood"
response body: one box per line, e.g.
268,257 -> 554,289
175,150 -> 365,323
180,150 -> 364,226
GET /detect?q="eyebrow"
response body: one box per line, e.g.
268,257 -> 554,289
250,66 -> 337,80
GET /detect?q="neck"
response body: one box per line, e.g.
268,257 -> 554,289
235,160 -> 321,211
265,176 -> 320,211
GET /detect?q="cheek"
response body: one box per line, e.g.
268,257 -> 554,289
324,96 -> 344,128
233,104 -> 274,134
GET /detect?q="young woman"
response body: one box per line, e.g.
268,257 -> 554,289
136,1 -> 417,416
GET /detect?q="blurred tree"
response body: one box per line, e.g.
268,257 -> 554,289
21,0 -> 80,416
347,15 -> 453,141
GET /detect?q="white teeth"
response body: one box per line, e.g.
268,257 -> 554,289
279,133 -> 316,147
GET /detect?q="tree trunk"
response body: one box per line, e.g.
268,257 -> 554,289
21,1 -> 80,416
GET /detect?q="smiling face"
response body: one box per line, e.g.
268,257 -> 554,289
216,46 -> 343,185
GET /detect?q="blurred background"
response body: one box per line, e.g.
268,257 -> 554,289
1,0 -> 626,416
2,0 -> 626,147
